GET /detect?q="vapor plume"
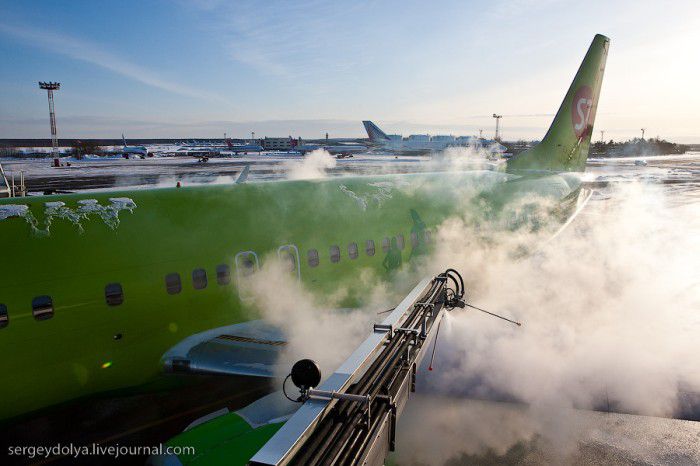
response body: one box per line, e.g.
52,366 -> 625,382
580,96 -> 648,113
284,149 -> 337,180
243,259 -> 395,378
392,180 -> 700,463
240,153 -> 698,463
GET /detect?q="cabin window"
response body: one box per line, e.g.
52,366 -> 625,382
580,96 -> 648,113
330,245 -> 341,263
0,304 -> 7,328
216,264 -> 231,285
192,269 -> 208,290
348,242 -> 359,260
382,237 -> 390,253
241,258 -> 256,277
396,234 -> 405,250
280,249 -> 297,273
365,240 -> 375,256
165,273 -> 182,295
105,283 -> 124,306
411,232 -> 419,248
32,295 -> 54,321
235,252 -> 259,279
308,249 -> 319,267
278,245 -> 301,281
234,251 -> 260,302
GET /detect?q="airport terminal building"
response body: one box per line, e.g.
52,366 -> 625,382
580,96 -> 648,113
262,137 -> 294,151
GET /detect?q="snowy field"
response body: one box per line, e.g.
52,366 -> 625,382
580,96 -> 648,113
1,150 -> 698,197
0,151 -> 439,192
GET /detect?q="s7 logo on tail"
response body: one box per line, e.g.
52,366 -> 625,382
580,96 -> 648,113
572,85 -> 593,138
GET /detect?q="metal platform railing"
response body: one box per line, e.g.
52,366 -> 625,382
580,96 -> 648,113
0,163 -> 26,198
0,163 -> 10,198
250,269 -> 466,466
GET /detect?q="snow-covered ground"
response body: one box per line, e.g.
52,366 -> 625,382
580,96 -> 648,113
0,151 -> 435,192
0,150 -> 697,196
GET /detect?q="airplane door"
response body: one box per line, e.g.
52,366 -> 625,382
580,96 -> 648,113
235,251 -> 260,301
277,244 -> 301,281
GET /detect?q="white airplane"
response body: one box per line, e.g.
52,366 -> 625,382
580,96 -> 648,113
362,120 -> 506,154
225,138 -> 263,153
295,142 -> 367,156
121,134 -> 149,158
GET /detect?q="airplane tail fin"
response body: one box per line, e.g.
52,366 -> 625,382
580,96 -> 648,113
226,138 -> 233,149
362,121 -> 391,142
506,34 -> 610,173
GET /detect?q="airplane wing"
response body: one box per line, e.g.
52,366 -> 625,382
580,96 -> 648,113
161,320 -> 287,378
236,164 -> 250,184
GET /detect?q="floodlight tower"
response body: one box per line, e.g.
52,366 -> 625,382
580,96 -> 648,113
492,114 -> 502,141
600,130 -> 605,142
39,82 -> 61,167
640,128 -> 646,140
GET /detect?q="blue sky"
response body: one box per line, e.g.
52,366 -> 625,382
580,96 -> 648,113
1,0 -> 699,141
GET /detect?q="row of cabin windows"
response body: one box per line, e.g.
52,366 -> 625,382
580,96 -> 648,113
165,264 -> 233,295
0,232 -> 433,326
0,285 -> 124,327
0,295 -> 56,326
306,231 -> 431,268
0,264 -> 233,325
0,264 -> 231,325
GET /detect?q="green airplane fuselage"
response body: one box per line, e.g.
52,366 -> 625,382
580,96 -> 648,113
0,169 -> 579,421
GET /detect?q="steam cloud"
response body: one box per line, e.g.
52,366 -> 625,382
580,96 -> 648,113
240,148 -> 698,463
394,181 -> 700,463
284,149 -> 337,180
244,260 -> 395,378
426,181 -> 699,414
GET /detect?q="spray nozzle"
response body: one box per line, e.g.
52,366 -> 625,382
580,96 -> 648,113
283,358 -> 322,402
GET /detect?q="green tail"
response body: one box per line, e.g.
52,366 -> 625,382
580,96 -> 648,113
507,34 -> 610,173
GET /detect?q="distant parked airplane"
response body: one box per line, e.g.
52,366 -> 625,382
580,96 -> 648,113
121,134 -> 148,158
296,142 -> 367,156
225,138 -> 263,153
362,121 -> 506,154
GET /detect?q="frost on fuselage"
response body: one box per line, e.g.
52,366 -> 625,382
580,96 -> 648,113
0,197 -> 137,235
0,204 -> 29,221
337,179 -> 409,211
